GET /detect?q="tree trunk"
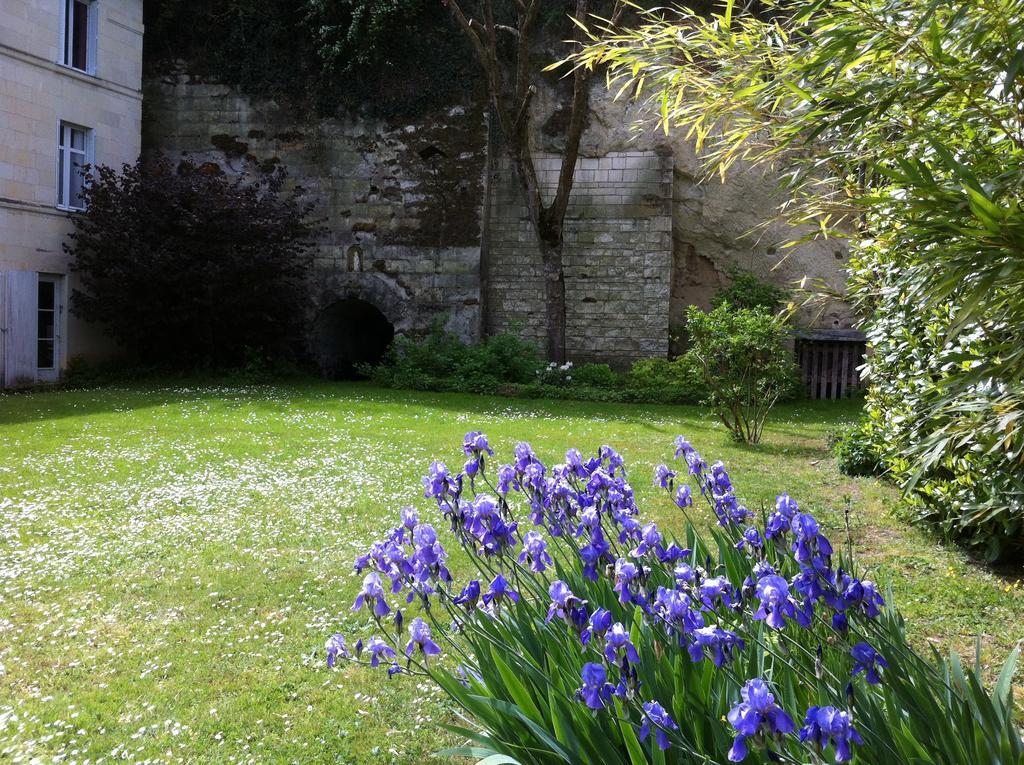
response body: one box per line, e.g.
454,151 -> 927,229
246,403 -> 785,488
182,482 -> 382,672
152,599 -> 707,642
540,240 -> 567,362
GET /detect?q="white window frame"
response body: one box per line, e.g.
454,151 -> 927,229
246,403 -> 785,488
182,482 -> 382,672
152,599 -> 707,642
36,274 -> 64,381
56,121 -> 94,211
58,0 -> 98,75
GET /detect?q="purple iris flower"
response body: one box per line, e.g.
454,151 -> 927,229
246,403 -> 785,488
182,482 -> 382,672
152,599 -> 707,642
776,493 -> 799,518
674,484 -> 693,509
453,580 -> 481,610
496,464 -> 518,494
674,563 -> 696,585
792,563 -> 834,605
753,574 -> 799,630
405,617 -> 441,658
581,607 -> 612,645
577,662 -> 614,710
613,558 -> 641,605
736,526 -> 764,553
699,576 -> 738,610
792,513 -> 834,564
325,633 -> 349,668
658,543 -> 690,564
518,530 -> 553,573
727,678 -> 795,761
765,511 -> 791,541
422,460 -> 461,502
631,522 -> 665,559
688,625 -> 744,667
654,587 -> 705,633
799,706 -> 863,763
639,700 -> 678,750
546,580 -> 583,624
603,622 -> 640,665
353,572 -> 390,618
674,436 -> 693,458
654,464 -> 676,489
834,574 -> 885,619
365,636 -> 397,668
514,442 -> 537,471
598,445 -> 625,475
579,528 -> 611,581
400,506 -> 419,531
463,431 -> 494,458
684,449 -> 706,475
850,642 -> 888,685
482,574 -> 520,609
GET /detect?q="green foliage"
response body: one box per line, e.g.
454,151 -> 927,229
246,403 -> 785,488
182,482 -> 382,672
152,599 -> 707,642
573,0 -> 1024,559
66,156 -> 317,368
367,327 -> 711,404
711,267 -> 789,313
144,0 -> 478,118
683,305 -> 798,444
626,357 -> 705,404
366,325 -> 544,394
830,421 -> 883,478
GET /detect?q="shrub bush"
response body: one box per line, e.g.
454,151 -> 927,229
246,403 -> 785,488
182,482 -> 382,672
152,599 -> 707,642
368,328 -> 710,405
830,422 -> 883,478
627,357 -> 705,404
711,267 -> 790,313
366,325 -> 544,393
326,433 -> 1022,764
684,305 -> 799,444
67,156 -> 317,367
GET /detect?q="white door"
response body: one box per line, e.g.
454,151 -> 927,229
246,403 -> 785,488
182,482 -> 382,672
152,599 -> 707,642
1,271 -> 40,388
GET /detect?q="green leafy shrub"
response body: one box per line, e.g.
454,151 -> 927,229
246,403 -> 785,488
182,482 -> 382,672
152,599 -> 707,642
626,357 -> 705,404
366,325 -> 544,394
830,422 -> 883,478
684,305 -> 798,444
711,267 -> 790,313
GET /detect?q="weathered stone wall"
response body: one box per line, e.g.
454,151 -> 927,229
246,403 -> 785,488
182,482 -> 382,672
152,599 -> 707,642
488,152 -> 673,364
143,71 -> 487,365
142,68 -> 857,369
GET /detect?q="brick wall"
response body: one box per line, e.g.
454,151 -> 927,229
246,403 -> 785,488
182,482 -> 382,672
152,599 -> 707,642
488,151 -> 673,366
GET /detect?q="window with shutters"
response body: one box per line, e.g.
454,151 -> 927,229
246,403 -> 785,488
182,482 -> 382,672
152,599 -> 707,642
59,0 -> 98,74
57,122 -> 92,210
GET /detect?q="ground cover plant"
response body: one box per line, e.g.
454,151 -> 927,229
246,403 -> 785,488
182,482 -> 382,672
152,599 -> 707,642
0,382 -> 1021,763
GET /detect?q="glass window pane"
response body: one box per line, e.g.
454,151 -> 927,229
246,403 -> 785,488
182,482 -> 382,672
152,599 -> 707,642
38,311 -> 55,341
70,152 -> 86,207
38,339 -> 55,370
72,0 -> 89,70
38,280 -> 55,310
70,127 -> 85,151
57,147 -> 66,205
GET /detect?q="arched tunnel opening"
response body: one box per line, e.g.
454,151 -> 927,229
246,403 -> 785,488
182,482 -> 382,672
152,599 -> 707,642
312,299 -> 395,380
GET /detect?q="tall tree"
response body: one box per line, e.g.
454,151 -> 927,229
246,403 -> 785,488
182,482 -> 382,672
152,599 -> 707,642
442,0 -> 625,362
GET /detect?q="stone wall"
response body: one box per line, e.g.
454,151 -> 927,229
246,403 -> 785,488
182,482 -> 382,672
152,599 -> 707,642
488,152 -> 673,364
142,69 -> 858,369
143,72 -> 488,367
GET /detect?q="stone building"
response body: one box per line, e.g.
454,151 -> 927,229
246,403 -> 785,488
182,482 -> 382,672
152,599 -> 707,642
144,71 -> 856,374
0,0 -> 144,388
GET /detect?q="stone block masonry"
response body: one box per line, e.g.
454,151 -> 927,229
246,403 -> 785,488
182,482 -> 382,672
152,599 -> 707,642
488,152 -> 674,366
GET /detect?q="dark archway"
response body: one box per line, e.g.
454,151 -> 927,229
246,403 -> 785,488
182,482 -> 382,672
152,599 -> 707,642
311,299 -> 395,379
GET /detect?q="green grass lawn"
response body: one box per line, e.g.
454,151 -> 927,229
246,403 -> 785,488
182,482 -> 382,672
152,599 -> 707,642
1,381 -> 1021,763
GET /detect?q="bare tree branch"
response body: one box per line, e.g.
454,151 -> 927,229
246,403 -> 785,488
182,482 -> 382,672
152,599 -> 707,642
549,0 -> 592,227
